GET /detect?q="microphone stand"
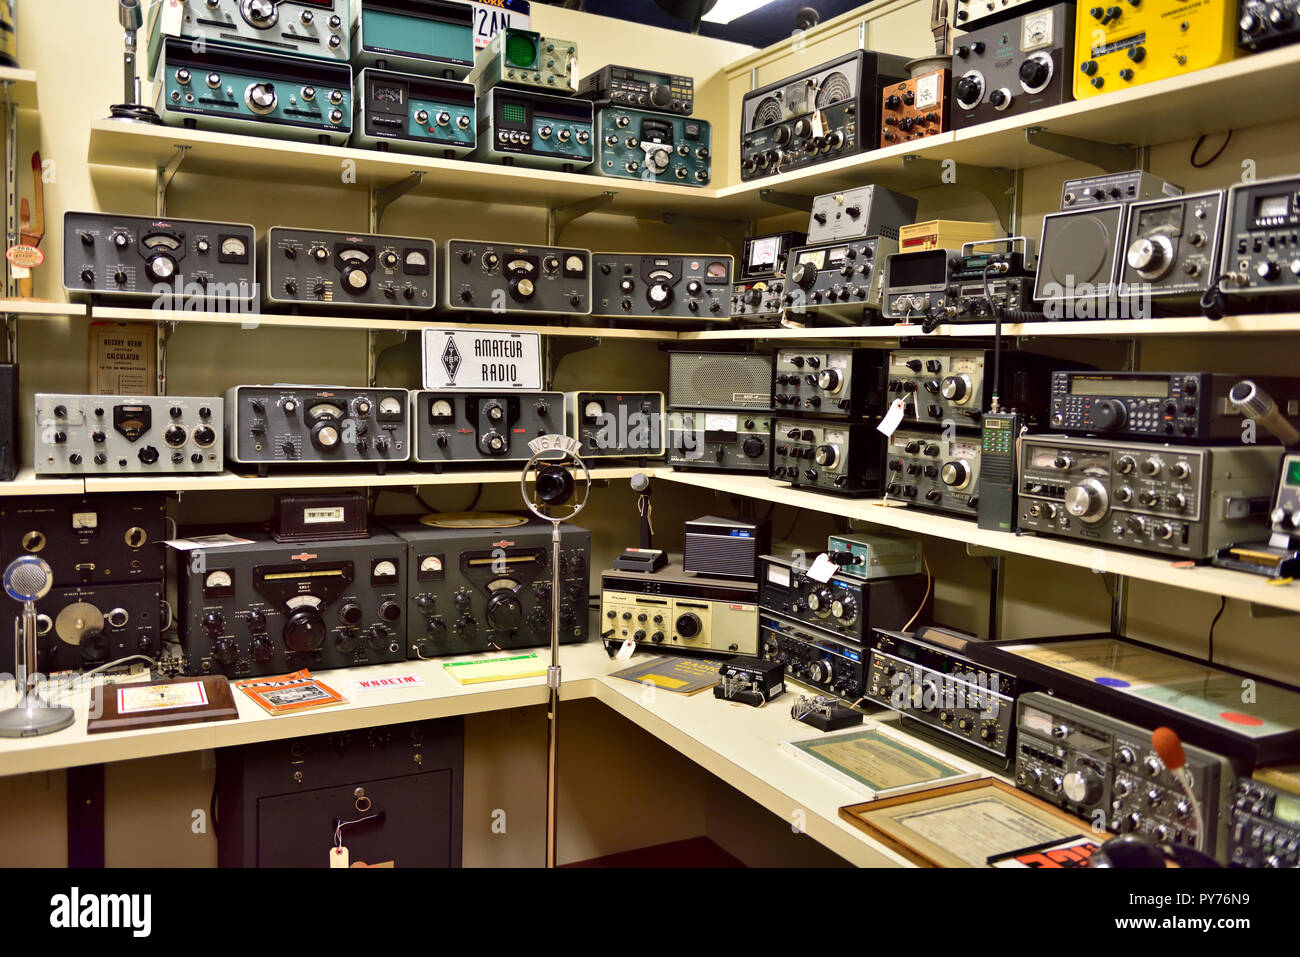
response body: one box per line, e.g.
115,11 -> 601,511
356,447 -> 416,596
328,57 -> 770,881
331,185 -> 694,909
0,559 -> 75,737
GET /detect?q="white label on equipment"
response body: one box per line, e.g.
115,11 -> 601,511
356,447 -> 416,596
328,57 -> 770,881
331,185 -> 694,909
469,0 -> 531,50
422,329 -> 543,390
304,507 -> 346,525
806,553 -> 838,583
877,398 -> 907,437
916,73 -> 941,109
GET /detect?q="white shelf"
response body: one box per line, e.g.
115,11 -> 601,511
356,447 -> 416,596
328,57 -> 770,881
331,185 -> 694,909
0,299 -> 87,318
0,67 -> 38,111
1,468 -> 86,497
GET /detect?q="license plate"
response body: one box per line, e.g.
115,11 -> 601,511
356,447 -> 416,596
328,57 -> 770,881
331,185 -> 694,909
469,0 -> 531,49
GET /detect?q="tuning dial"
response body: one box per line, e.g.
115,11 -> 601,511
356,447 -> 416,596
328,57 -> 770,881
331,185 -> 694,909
808,587 -> 833,617
1089,399 -> 1127,431
283,608 -> 325,653
940,374 -> 972,403
940,460 -> 971,488
1064,478 -> 1109,523
675,612 -> 702,640
1062,768 -> 1102,804
1127,235 -> 1175,279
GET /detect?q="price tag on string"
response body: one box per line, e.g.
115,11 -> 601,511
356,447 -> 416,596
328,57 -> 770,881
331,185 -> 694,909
616,637 -> 637,661
806,553 -> 839,583
329,845 -> 350,868
877,398 -> 907,437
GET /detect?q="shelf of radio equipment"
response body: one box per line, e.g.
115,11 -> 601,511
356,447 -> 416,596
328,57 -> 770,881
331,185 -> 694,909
87,305 -> 680,340
650,468 -> 1300,615
0,67 -> 38,111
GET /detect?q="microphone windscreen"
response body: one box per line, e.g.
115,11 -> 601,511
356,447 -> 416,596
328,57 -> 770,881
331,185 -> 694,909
1152,727 -> 1185,771
630,472 -> 649,493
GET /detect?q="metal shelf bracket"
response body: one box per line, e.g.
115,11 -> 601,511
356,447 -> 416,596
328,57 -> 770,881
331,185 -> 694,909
369,171 -> 425,233
757,189 -> 814,213
156,146 -> 191,218
367,328 -> 408,387
547,191 -> 616,244
900,155 -> 1017,233
1024,127 -> 1138,173
544,335 -> 601,387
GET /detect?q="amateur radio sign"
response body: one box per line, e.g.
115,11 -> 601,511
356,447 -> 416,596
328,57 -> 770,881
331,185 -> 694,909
422,329 -> 543,391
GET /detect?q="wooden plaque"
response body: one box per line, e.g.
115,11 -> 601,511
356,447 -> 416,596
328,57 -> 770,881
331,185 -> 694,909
87,675 -> 239,734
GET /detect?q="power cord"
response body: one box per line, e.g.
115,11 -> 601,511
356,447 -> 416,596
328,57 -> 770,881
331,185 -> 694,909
1208,595 -> 1227,663
1190,130 -> 1233,168
1200,273 -> 1237,321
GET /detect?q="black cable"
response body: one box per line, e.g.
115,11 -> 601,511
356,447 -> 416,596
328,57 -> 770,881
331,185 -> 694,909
1190,130 -> 1233,169
1200,273 -> 1236,321
1208,595 -> 1227,663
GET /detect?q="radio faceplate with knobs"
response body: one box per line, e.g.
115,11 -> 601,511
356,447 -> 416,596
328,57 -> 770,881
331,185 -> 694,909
177,531 -> 408,677
782,237 -> 896,318
1118,190 -> 1225,301
1016,435 -> 1282,558
806,186 -> 917,245
731,231 -> 805,321
601,562 -> 758,656
1229,772 -> 1300,868
770,418 -> 884,495
759,553 -> 930,644
146,0 -> 351,74
352,68 -> 476,158
887,348 -> 1073,430
885,428 -> 983,515
1016,692 -> 1235,860
1238,0 -> 1300,50
1061,170 -> 1184,209
592,254 -> 732,320
34,395 -> 223,476
760,612 -> 868,702
595,108 -> 711,186
880,69 -> 949,145
1,493 -> 167,585
471,87 -> 594,171
467,29 -> 577,95
352,0 -> 476,78
263,227 -> 436,312
64,212 -> 255,306
577,64 -> 694,115
772,348 -> 886,419
667,412 -> 771,473
1219,175 -> 1300,299
567,392 -> 665,460
225,386 -> 409,475
954,0 -> 1058,29
387,517 -> 590,659
412,391 -> 563,465
443,240 -> 591,315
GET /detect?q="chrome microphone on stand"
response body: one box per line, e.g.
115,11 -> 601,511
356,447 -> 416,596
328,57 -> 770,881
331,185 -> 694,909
0,556 -> 75,737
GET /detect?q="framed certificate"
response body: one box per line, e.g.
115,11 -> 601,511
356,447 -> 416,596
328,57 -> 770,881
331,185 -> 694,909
88,675 -> 238,734
781,725 -> 978,799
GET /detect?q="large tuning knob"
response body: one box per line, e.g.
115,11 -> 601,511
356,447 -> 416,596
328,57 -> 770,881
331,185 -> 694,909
244,82 -> 278,114
1127,235 -> 1175,280
940,459 -> 971,488
486,591 -> 523,632
1088,398 -> 1127,431
283,608 -> 325,653
647,282 -> 674,309
1064,478 -> 1109,523
1062,767 -> 1103,804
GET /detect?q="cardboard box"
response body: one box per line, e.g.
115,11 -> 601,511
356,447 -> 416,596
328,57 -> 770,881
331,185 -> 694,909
88,323 -> 157,395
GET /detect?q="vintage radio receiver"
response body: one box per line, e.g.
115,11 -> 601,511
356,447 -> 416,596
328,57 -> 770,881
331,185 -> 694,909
952,3 -> 1075,130
826,531 -> 924,580
0,581 -> 162,678
1061,170 -> 1184,209
471,87 -> 594,171
867,627 -> 1025,764
760,612 -> 868,702
1220,175 -> 1300,300
883,239 -> 1038,328
770,418 -> 884,495
1034,204 -> 1127,306
782,237 -> 896,318
154,36 -> 352,144
759,553 -> 930,644
1229,770 -> 1300,868
63,212 -> 255,306
177,530 -> 408,677
666,411 -> 771,474
601,560 -> 758,656
1215,451 -> 1300,579
34,395 -> 223,476
595,108 -> 711,186
885,428 -> 984,516
1048,371 -> 1300,443
732,230 -> 802,320
730,280 -> 785,322
567,391 -> 665,460
591,253 -> 732,320
807,185 -> 917,245
578,64 -> 694,115
772,347 -> 886,419
468,28 -> 577,95
386,516 -> 590,659
1,493 -> 166,586
738,50 -> 909,181
1016,435 -> 1282,558
263,227 -> 436,312
352,69 -> 476,158
880,69 -> 949,145
146,0 -> 351,76
898,219 -> 1000,253
954,0 -> 1062,29
271,492 -> 368,543
412,390 -> 563,465
1016,692 -> 1235,858
443,240 -> 591,315
667,351 -> 771,412
885,348 -> 1075,429
1118,190 -> 1225,301
1073,0 -> 1237,100
1239,0 -> 1300,51
352,0 -> 476,78
225,385 -> 409,475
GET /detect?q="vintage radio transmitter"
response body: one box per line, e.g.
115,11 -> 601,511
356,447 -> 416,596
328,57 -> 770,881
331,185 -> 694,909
578,64 -> 694,115
867,627 -> 1025,764
0,581 -> 162,678
263,227 -> 436,312
1061,170 -> 1184,209
732,232 -> 803,320
666,411 -> 771,474
386,516 -> 590,659
668,351 -> 771,412
759,553 -> 930,644
954,0 -> 1061,29
471,87 -> 594,171
271,492 -> 368,543
154,36 -> 352,144
412,390 -> 563,465
1229,770 -> 1300,867
1220,175 -> 1300,300
1049,371 -> 1300,442
770,418 -> 884,495
730,282 -> 784,322
1215,451 -> 1300,579
951,3 -> 1075,129
591,253 -> 732,320
880,69 -> 949,144
601,560 -> 758,656
684,516 -> 770,581
885,428 -> 983,515
352,69 -> 476,158
1016,435 -> 1282,558
772,347 -> 886,419
352,0 -> 476,78
443,240 -> 591,315
883,239 -> 1038,328
898,219 -> 1001,253
177,530 -> 408,677
595,108 -> 711,186
1034,204 -> 1127,306
782,237 -> 896,318
1,493 -> 166,586
807,186 -> 916,245
760,612 -> 868,702
738,50 -> 909,181
63,212 -> 255,306
885,348 -> 1074,429
467,28 -> 577,95
1239,0 -> 1300,50
1118,190 -> 1225,302
567,391 -> 665,460
146,0 -> 351,76
225,385 -> 409,474
1016,692 -> 1235,858
1073,0 -> 1237,100
826,531 -> 924,579
34,395 -> 223,476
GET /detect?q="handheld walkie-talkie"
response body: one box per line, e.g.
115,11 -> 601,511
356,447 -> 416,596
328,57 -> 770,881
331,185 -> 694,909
977,411 -> 1022,532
